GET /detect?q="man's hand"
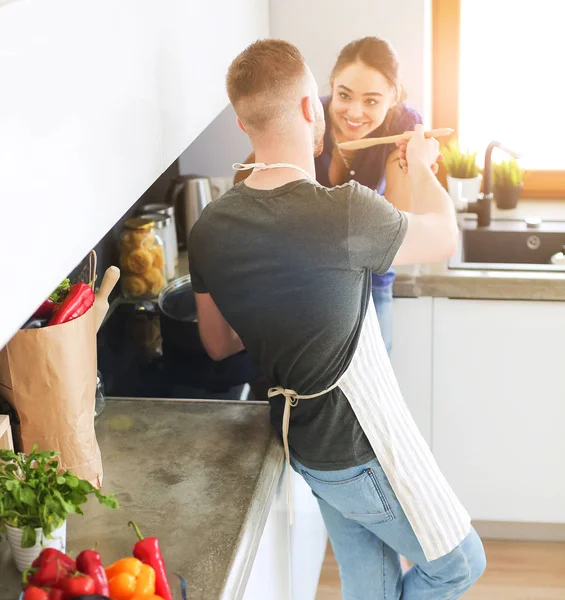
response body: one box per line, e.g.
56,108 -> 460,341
392,124 -> 458,266
396,124 -> 442,174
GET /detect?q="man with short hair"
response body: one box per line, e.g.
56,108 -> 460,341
188,39 -> 486,599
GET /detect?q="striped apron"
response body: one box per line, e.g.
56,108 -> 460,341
234,160 -> 471,562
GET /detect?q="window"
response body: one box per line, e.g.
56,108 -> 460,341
433,0 -> 565,198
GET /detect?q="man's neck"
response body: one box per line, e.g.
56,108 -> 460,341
243,134 -> 316,190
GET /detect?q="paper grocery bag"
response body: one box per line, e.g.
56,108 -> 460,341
0,307 -> 102,487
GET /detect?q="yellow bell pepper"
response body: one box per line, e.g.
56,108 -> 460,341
105,557 -> 157,600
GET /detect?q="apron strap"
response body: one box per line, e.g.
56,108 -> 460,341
232,162 -> 269,171
232,161 -> 316,183
268,378 -> 343,524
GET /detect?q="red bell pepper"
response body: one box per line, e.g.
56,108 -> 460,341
129,522 -> 172,600
48,283 -> 94,326
30,549 -> 76,587
76,549 -> 110,597
33,298 -> 57,319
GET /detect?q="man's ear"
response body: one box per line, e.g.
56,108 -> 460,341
236,117 -> 246,133
301,96 -> 315,124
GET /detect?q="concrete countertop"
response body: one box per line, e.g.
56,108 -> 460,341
393,261 -> 565,301
394,199 -> 565,301
0,399 -> 284,600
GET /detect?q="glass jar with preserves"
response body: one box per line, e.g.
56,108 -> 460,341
119,217 -> 167,299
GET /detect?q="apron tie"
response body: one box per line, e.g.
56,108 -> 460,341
268,379 -> 343,525
232,161 -> 316,183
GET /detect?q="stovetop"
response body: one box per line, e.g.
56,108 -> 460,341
97,302 -> 262,400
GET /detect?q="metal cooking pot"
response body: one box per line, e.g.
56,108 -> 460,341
158,275 -> 205,355
158,276 -> 263,388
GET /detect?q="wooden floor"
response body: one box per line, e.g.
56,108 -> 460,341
316,540 -> 565,599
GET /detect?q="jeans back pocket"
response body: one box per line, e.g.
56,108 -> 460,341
301,467 -> 394,525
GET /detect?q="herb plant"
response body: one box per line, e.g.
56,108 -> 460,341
0,446 -> 118,548
442,141 -> 480,178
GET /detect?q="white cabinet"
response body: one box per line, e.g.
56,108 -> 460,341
0,0 -> 269,348
289,470 -> 327,600
432,298 -> 565,523
392,298 -> 433,445
243,468 -> 291,600
242,467 -> 327,600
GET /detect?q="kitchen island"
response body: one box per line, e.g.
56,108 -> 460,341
0,399 -> 287,600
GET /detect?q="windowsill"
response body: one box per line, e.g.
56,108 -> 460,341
491,198 -> 565,220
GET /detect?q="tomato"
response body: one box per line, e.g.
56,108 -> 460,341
23,586 -> 49,600
60,575 -> 96,598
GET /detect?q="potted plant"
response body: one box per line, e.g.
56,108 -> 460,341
442,140 -> 482,207
0,445 -> 118,572
492,158 -> 524,209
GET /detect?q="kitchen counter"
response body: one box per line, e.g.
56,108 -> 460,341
0,399 -> 284,600
394,199 -> 565,301
393,262 -> 565,301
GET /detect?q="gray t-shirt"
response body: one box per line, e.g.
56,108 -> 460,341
188,179 -> 407,470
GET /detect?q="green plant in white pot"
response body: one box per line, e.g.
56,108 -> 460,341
442,141 -> 482,208
0,445 -> 118,572
492,158 -> 524,210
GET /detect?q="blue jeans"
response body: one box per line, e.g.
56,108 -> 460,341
291,456 -> 486,600
372,284 -> 393,356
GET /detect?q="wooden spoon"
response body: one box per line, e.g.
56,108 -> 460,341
338,127 -> 454,151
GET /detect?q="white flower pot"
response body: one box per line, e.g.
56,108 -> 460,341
5,521 -> 67,572
447,175 -> 483,209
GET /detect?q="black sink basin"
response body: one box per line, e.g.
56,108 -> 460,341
448,216 -> 565,272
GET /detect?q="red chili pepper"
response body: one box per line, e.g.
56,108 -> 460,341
30,548 -> 76,587
60,573 -> 96,598
23,586 -> 49,600
129,521 -> 172,600
33,298 -> 57,319
76,549 -> 110,597
48,283 -> 94,326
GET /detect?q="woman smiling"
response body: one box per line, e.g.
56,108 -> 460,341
316,37 -> 422,354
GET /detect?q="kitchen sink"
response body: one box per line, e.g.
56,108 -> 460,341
448,216 -> 565,272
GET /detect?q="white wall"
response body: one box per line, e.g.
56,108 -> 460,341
0,0 -> 268,348
269,0 -> 432,122
178,105 -> 252,178
178,0 -> 433,179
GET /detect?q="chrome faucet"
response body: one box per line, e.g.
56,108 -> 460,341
461,141 -> 521,227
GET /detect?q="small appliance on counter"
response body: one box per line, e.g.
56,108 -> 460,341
166,175 -> 214,250
97,276 -> 261,401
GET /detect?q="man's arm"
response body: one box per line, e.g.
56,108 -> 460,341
393,125 -> 458,266
194,292 -> 244,361
383,149 -> 413,212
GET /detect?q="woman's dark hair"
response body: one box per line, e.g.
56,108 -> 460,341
331,36 -> 407,103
